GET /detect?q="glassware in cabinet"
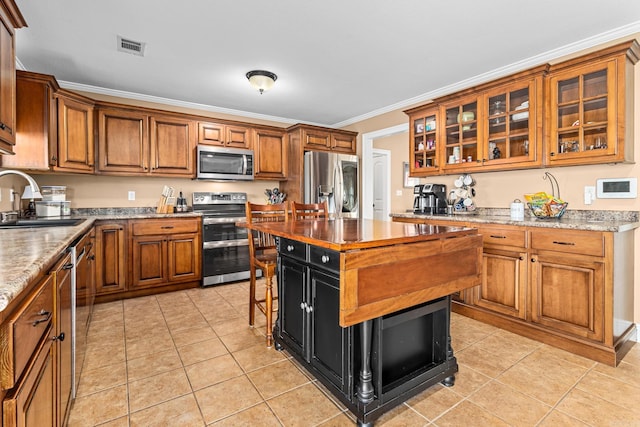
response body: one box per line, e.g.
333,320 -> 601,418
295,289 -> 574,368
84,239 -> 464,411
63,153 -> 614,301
486,86 -> 532,162
410,111 -> 438,172
444,101 -> 478,167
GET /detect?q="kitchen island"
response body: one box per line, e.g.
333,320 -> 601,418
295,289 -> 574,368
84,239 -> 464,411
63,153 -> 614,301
244,218 -> 482,426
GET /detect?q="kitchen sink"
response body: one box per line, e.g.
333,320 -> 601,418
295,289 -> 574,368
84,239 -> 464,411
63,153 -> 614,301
0,218 -> 86,229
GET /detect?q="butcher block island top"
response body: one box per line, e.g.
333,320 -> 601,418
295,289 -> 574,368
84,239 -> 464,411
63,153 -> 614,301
243,218 -> 483,326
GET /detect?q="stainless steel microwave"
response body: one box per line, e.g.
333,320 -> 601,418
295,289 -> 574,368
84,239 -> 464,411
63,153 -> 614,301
196,145 -> 254,181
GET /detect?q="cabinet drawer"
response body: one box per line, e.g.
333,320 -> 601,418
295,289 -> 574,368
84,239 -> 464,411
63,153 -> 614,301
279,237 -> 307,262
0,274 -> 54,389
309,246 -> 340,273
131,218 -> 199,236
530,229 -> 604,257
478,226 -> 527,248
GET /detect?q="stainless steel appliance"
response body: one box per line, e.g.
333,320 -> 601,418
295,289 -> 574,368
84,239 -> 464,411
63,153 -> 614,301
196,145 -> 254,181
413,184 -> 426,213
304,151 -> 359,218
422,183 -> 448,215
193,191 -> 258,286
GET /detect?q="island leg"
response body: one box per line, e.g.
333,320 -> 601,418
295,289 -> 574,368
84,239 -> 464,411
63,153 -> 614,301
356,319 -> 374,404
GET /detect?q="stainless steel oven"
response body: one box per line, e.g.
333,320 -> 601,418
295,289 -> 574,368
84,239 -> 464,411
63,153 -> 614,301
193,192 -> 258,286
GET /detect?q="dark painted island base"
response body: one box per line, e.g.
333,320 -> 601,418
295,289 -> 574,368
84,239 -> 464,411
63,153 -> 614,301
274,290 -> 458,426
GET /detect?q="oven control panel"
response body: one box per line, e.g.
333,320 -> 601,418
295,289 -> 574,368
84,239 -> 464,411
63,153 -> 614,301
193,192 -> 247,205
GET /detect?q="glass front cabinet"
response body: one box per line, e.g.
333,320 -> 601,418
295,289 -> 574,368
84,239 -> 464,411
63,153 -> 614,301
409,106 -> 440,175
545,41 -> 639,166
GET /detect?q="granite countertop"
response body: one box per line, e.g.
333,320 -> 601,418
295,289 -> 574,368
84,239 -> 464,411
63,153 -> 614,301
242,218 -> 477,251
391,208 -> 640,233
0,209 -> 203,313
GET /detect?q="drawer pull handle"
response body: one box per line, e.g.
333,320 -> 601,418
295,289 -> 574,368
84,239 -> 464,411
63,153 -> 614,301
52,332 -> 65,342
63,263 -> 74,270
489,235 -> 507,239
33,310 -> 51,326
321,255 -> 330,263
161,226 -> 174,229
287,245 -> 294,252
552,241 -> 576,246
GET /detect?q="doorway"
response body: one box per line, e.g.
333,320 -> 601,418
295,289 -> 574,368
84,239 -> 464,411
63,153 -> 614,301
362,123 -> 408,220
372,149 -> 390,220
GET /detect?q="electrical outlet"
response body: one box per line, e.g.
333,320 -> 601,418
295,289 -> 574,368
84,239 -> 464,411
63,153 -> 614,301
584,186 -> 596,205
9,188 -> 14,203
128,191 -> 135,201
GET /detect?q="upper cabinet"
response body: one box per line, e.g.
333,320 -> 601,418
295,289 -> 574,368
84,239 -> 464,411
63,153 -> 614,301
406,40 -> 638,176
96,105 -> 196,177
253,127 -> 287,180
197,121 -> 252,149
287,124 -> 357,155
0,0 -> 26,155
55,90 -> 94,173
545,41 -> 639,166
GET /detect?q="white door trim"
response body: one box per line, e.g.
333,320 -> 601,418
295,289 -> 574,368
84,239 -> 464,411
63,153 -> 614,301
362,123 -> 409,219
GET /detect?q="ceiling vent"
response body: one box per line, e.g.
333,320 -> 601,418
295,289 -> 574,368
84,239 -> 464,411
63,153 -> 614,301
117,35 -> 145,56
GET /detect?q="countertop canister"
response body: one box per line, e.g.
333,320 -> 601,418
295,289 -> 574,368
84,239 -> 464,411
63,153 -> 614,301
510,199 -> 525,220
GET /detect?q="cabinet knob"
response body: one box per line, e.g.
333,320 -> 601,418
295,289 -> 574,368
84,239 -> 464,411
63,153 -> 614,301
531,258 -> 536,263
0,122 -> 5,130
52,332 -> 65,342
287,245 -> 294,252
321,255 -> 330,263
306,305 -> 313,313
550,152 -> 556,157
519,256 -> 524,261
300,302 -> 305,310
51,155 -> 58,162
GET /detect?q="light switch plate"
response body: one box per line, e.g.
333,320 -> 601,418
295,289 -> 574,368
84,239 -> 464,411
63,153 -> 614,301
584,186 -> 596,205
128,191 -> 135,201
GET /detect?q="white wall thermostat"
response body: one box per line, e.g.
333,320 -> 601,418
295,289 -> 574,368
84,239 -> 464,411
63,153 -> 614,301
596,178 -> 637,199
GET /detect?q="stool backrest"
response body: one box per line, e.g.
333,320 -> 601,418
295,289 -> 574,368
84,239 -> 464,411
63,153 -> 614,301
290,201 -> 328,222
246,202 -> 289,253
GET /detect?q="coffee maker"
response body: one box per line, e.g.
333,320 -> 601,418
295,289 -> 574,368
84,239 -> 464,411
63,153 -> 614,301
421,183 -> 447,215
413,184 -> 426,213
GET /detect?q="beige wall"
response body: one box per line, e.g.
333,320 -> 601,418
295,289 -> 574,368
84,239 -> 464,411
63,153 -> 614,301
2,35 -> 640,323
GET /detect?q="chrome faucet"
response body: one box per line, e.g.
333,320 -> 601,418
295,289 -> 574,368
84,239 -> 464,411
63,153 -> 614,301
0,169 -> 42,198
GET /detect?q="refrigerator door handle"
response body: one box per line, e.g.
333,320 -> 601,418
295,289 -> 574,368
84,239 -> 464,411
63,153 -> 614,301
334,160 -> 343,218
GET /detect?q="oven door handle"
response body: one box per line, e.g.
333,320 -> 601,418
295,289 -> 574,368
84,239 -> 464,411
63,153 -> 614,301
203,239 -> 249,250
203,217 -> 246,225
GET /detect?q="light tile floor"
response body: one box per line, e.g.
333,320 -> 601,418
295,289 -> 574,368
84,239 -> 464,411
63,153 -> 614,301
68,279 -> 640,426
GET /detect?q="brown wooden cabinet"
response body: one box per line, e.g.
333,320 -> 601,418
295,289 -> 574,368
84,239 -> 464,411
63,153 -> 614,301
97,107 -> 196,177
0,0 -> 26,155
544,40 -> 639,166
253,127 -> 287,179
55,90 -> 94,173
288,124 -> 356,154
197,121 -> 252,148
95,221 -> 127,295
51,252 -> 73,427
391,215 -> 634,366
407,105 -> 440,175
129,218 -> 201,290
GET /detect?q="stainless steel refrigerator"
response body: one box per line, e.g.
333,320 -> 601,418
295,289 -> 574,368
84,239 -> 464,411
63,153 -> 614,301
304,151 -> 359,218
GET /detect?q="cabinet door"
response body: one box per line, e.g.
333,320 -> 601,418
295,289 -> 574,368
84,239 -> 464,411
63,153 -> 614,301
409,107 -> 440,175
167,233 -> 201,283
131,235 -> 167,289
254,128 -> 287,180
3,339 -> 55,427
0,10 -> 15,151
302,128 -> 331,151
482,79 -> 542,169
97,108 -> 148,174
1,73 -> 55,170
53,253 -> 73,427
330,132 -> 356,154
150,115 -> 195,176
546,60 -> 617,165
226,124 -> 252,148
530,253 -> 604,342
95,222 -> 127,295
278,256 -> 307,358
441,96 -> 481,171
56,95 -> 94,173
474,248 -> 527,320
309,268 -> 350,393
197,121 -> 225,146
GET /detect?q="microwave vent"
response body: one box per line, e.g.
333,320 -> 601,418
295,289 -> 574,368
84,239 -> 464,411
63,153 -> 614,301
117,36 -> 145,56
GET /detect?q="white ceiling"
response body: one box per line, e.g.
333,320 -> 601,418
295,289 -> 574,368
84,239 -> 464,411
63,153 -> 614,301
13,0 -> 640,127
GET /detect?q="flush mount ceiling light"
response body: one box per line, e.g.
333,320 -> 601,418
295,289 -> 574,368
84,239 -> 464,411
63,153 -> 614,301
246,70 -> 277,94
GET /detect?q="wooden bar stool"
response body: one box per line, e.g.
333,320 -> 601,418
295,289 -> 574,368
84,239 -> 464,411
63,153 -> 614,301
291,200 -> 328,221
245,201 -> 288,347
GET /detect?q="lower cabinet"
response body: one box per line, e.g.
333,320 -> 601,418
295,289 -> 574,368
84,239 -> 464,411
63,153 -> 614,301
94,217 -> 202,301
95,221 -> 127,295
392,216 -> 634,366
